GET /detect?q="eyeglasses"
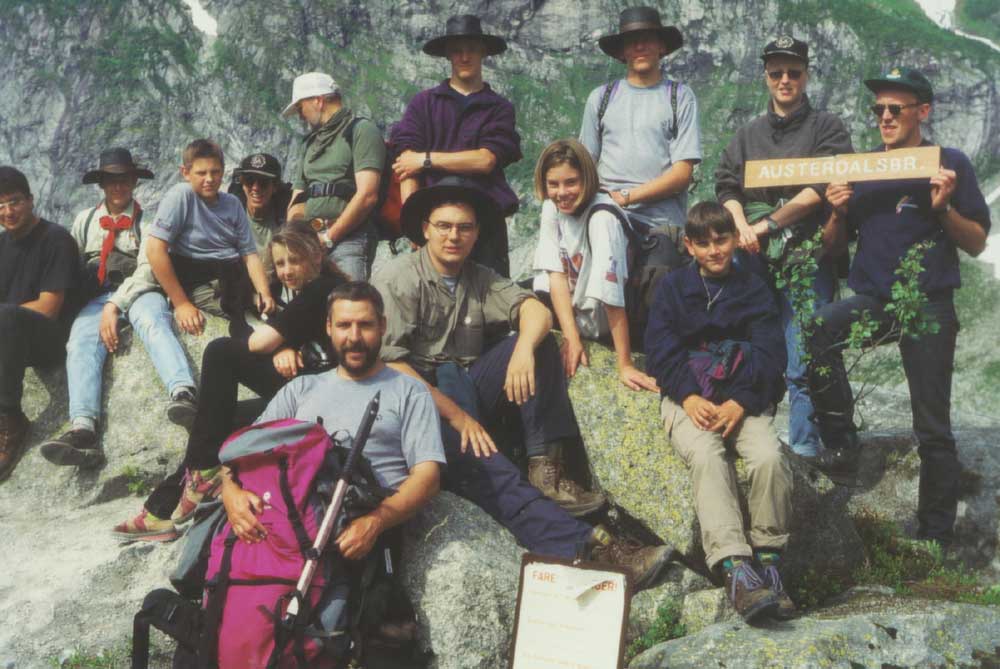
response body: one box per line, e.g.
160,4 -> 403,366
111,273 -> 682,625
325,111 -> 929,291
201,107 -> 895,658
0,196 -> 28,213
870,103 -> 921,117
428,221 -> 477,236
766,68 -> 804,81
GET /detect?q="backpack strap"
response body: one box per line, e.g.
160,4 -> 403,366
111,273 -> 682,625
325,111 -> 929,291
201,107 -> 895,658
668,80 -> 679,140
84,202 -> 143,247
277,455 -> 319,560
596,79 -> 619,153
199,532 -> 238,669
585,202 -> 641,254
81,204 -> 100,248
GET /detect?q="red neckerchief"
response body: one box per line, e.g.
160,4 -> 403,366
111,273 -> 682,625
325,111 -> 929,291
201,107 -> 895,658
97,201 -> 141,284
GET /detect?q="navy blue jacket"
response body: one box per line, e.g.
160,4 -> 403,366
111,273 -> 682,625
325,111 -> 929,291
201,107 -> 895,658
645,263 -> 787,416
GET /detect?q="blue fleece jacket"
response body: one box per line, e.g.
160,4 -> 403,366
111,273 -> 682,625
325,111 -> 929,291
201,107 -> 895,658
644,263 -> 787,416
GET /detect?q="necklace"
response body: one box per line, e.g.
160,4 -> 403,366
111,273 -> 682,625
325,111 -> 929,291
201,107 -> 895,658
701,274 -> 725,311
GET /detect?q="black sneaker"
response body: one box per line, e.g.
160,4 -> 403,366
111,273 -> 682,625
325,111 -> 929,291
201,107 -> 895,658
812,431 -> 861,486
167,389 -> 198,429
40,429 -> 105,468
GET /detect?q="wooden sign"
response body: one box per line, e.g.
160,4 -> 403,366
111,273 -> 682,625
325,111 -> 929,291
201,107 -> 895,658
509,554 -> 630,669
744,145 -> 940,188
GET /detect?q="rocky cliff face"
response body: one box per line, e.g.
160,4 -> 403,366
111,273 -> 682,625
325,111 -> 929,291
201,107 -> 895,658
1,0 -> 997,276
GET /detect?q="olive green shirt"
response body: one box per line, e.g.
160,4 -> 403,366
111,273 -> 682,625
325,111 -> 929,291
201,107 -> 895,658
292,110 -> 386,225
249,208 -> 279,272
373,246 -> 532,377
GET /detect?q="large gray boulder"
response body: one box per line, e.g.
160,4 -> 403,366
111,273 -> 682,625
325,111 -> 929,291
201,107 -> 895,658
568,344 -> 865,593
630,591 -> 1000,668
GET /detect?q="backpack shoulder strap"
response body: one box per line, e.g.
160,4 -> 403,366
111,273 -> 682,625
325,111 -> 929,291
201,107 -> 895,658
585,202 -> 637,255
668,80 -> 679,140
596,79 -> 620,149
81,204 -> 100,247
343,116 -> 365,183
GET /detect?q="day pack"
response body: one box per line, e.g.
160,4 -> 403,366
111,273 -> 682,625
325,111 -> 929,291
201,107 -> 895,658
132,418 -> 394,669
586,203 -> 686,352
343,117 -> 403,245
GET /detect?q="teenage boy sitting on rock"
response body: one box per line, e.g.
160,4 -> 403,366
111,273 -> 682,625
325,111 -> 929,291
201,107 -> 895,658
39,149 -> 201,468
645,201 -> 794,621
108,139 -> 275,359
0,166 -> 80,481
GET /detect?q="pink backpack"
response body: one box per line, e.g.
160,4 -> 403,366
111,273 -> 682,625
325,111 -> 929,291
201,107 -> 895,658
198,418 -> 371,669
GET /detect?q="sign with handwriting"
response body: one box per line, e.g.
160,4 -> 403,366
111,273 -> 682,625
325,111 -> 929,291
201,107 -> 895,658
510,554 -> 630,669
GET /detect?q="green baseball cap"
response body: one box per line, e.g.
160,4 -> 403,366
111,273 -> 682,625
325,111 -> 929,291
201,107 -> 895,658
864,66 -> 933,103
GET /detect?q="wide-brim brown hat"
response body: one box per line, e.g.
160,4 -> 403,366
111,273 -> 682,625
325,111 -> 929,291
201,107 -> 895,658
82,147 -> 154,185
423,14 -> 507,58
401,176 -> 503,246
598,6 -> 683,61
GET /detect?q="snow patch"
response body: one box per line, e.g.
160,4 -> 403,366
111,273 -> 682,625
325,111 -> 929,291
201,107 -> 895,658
914,0 -> 1000,52
183,0 -> 218,36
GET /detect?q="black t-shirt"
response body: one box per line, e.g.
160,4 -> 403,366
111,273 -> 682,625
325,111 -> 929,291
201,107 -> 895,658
268,272 -> 343,361
0,218 -> 79,323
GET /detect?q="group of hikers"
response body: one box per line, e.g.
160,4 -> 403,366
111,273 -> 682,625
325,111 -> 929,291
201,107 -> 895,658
0,5 -> 992,660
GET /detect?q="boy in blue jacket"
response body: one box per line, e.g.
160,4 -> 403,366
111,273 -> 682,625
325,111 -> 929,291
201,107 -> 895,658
645,201 -> 793,622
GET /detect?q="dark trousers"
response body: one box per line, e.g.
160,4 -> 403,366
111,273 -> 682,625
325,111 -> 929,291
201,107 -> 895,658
807,292 -> 960,542
145,337 -> 286,518
434,334 -> 593,558
0,305 -> 67,413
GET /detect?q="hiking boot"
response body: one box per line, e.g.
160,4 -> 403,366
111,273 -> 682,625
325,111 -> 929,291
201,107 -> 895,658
39,429 -> 105,468
589,525 -> 674,592
171,467 -> 222,523
167,388 -> 198,429
528,446 -> 606,517
812,431 -> 861,486
0,410 -> 30,482
724,559 -> 779,622
758,562 -> 796,620
112,508 -> 179,543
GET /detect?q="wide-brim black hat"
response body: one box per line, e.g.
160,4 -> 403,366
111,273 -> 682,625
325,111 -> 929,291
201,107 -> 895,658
401,176 -> 503,246
598,6 -> 683,61
82,147 -> 154,185
423,14 -> 507,58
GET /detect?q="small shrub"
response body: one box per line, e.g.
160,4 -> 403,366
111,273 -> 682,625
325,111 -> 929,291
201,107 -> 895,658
624,598 -> 686,662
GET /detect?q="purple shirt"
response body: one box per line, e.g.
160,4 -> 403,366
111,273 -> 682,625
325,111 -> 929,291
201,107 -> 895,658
391,80 -> 522,215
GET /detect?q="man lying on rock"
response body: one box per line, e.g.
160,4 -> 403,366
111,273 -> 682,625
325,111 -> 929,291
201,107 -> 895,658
372,177 -> 674,591
645,202 -> 794,621
809,67 -> 991,549
0,166 -> 80,481
38,148 -> 199,468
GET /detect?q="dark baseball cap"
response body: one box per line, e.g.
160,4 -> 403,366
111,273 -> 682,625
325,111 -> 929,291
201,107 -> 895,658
234,153 -> 282,180
761,35 -> 808,64
864,66 -> 934,103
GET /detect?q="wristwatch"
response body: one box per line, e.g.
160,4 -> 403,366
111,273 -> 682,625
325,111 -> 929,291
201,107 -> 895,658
765,216 -> 780,234
619,189 -> 631,206
423,151 -> 432,170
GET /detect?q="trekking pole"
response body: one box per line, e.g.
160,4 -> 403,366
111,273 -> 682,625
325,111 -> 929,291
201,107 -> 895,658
283,390 -> 381,622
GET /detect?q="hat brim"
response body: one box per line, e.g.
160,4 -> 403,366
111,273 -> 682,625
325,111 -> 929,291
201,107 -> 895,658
401,182 -> 503,246
82,165 -> 154,185
761,50 -> 809,64
422,34 -> 507,58
234,168 -> 282,180
864,77 -> 933,102
598,26 -> 683,61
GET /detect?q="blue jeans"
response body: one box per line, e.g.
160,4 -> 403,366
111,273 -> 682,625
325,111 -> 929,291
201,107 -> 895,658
779,256 -> 836,457
327,229 -> 376,281
66,291 -> 195,423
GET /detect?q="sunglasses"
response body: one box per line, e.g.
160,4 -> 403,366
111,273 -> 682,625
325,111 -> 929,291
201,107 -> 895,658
241,175 -> 274,188
766,68 -> 803,81
870,103 -> 921,117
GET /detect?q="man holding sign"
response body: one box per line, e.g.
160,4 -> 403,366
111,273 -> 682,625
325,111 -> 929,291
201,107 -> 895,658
810,68 -> 990,549
714,36 -> 853,459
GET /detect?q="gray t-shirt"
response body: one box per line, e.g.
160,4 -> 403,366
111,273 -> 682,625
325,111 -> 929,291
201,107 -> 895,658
580,78 -> 702,229
149,182 -> 257,260
256,366 -> 446,491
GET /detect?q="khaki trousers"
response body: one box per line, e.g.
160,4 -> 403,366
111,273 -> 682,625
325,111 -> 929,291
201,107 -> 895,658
661,397 -> 792,570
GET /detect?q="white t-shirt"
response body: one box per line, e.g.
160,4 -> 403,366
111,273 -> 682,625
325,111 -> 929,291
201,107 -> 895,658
532,194 -> 629,339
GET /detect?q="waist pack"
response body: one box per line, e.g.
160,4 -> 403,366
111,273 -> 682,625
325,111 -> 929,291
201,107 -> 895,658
686,339 -> 750,402
586,203 -> 686,353
132,417 -> 401,669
